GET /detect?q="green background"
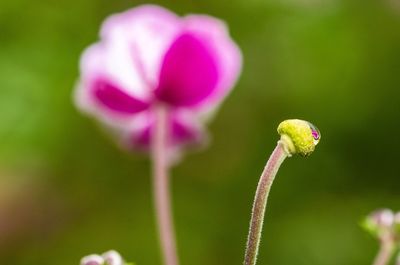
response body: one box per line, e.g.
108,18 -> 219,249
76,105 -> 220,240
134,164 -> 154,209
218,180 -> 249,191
1,0 -> 400,264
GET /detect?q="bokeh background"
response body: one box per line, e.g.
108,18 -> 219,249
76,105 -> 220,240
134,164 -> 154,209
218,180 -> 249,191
1,0 -> 400,264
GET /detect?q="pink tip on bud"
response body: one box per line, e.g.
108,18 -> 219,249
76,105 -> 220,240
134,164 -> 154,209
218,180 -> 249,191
80,254 -> 104,265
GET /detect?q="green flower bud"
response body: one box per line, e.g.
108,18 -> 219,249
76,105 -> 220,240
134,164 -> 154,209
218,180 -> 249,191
277,119 -> 321,157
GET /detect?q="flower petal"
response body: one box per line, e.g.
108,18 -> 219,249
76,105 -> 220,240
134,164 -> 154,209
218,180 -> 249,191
102,250 -> 123,265
126,110 -> 205,151
155,33 -> 219,106
93,78 -> 149,114
155,15 -> 242,111
100,5 -> 181,90
183,15 -> 242,118
80,255 -> 104,265
75,43 -> 151,128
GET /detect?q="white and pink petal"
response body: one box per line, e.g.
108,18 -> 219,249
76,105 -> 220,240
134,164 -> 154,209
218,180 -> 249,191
184,15 -> 242,118
75,42 -> 151,128
100,5 -> 182,90
154,33 -> 219,107
154,14 -> 242,118
121,110 -> 206,154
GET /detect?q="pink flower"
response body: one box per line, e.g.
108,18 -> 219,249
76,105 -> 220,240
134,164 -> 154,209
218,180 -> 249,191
75,5 -> 242,154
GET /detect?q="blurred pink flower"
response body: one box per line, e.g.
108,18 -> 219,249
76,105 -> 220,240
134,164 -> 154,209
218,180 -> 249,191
75,5 -> 242,153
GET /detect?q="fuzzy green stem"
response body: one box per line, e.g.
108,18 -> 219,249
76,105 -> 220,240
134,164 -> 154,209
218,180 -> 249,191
372,234 -> 395,265
244,142 -> 288,265
152,106 -> 179,265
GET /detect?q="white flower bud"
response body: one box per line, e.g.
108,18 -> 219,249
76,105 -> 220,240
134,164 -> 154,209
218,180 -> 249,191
369,209 -> 394,228
81,254 -> 104,265
103,250 -> 123,265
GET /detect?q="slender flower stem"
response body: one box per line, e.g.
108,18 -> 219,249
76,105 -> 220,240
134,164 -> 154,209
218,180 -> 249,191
372,235 -> 395,265
244,142 -> 288,265
152,105 -> 179,265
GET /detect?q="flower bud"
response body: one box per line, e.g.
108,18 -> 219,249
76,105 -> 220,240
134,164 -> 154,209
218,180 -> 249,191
80,250 -> 126,265
81,254 -> 104,265
103,250 -> 123,265
369,209 -> 394,228
362,209 -> 395,238
277,119 -> 321,157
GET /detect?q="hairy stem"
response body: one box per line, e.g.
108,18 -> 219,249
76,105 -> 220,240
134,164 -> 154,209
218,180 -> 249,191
152,106 -> 179,265
244,142 -> 288,265
373,235 -> 395,265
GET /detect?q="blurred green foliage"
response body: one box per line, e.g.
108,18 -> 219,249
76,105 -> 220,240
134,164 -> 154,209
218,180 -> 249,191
1,0 -> 400,264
